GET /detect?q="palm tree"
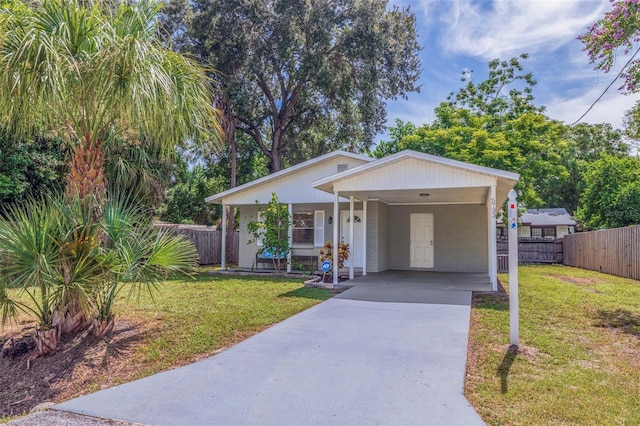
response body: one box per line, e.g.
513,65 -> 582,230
0,0 -> 220,214
0,0 -> 219,349
0,194 -> 197,354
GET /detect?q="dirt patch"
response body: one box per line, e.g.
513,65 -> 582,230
551,275 -> 604,286
0,319 -> 153,418
494,344 -> 546,360
594,309 -> 640,337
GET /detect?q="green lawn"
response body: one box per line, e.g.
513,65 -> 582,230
466,265 -> 640,425
1,272 -> 333,385
118,273 -> 333,375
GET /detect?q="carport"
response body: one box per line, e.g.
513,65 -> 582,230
312,150 -> 519,289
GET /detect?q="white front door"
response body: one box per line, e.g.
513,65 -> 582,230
410,213 -> 434,268
340,210 -> 363,267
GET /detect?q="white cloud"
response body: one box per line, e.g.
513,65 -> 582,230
546,85 -> 640,128
438,0 -> 607,59
384,0 -> 638,133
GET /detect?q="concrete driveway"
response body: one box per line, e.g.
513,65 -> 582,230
52,275 -> 484,426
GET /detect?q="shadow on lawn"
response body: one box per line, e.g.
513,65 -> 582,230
497,344 -> 519,393
595,309 -> 640,337
278,287 -> 334,301
472,280 -> 509,311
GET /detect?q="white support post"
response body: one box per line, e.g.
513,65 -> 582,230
221,204 -> 227,270
287,203 -> 292,273
362,199 -> 367,276
489,185 -> 497,291
349,196 -> 354,280
508,189 -> 519,346
333,191 -> 339,287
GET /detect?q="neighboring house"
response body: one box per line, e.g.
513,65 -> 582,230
497,208 -> 576,239
206,150 -> 519,289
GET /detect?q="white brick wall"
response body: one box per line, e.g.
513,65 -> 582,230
366,201 -> 379,272
377,202 -> 389,272
364,201 -> 387,273
386,204 -> 488,273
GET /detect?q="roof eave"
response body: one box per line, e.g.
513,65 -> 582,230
312,150 -> 520,192
205,150 -> 372,204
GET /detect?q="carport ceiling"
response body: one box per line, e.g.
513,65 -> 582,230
342,187 -> 489,205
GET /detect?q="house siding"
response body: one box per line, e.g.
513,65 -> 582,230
222,156 -> 368,205
519,225 -> 531,238
375,201 -> 389,272
557,225 -> 574,238
332,157 -> 498,193
238,204 -> 259,269
387,204 -> 488,273
238,202 -> 355,270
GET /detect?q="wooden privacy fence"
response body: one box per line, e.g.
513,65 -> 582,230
563,226 -> 640,280
155,223 -> 239,265
497,238 -> 565,273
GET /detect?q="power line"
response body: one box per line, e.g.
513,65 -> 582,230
569,46 -> 640,126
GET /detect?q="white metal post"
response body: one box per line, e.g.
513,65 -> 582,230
333,191 -> 339,287
221,204 -> 227,270
508,189 -> 519,346
349,196 -> 354,280
362,199 -> 367,276
287,203 -> 292,273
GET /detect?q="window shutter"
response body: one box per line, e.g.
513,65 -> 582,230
314,211 -> 324,247
256,211 -> 264,247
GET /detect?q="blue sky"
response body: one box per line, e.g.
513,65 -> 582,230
383,0 -> 640,136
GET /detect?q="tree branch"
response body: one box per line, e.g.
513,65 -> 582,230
236,116 -> 271,157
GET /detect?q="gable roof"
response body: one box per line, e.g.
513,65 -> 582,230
521,208 -> 576,226
205,150 -> 372,204
313,150 -> 519,205
315,150 -> 519,185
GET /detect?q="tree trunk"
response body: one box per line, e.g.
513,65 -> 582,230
222,94 -> 238,263
267,144 -> 283,173
52,304 -> 84,336
91,317 -> 116,338
66,136 -> 108,219
33,328 -> 59,356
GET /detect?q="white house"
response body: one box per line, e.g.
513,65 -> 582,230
205,150 -> 519,289
497,208 -> 577,239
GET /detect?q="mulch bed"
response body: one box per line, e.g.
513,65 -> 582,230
0,320 -> 150,418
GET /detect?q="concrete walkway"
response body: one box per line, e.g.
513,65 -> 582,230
48,279 -> 484,425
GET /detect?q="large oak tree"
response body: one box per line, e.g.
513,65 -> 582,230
186,0 -> 421,173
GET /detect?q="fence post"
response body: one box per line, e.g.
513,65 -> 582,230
508,189 -> 519,347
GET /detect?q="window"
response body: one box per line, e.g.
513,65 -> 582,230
292,211 -> 324,246
293,212 -> 314,245
337,163 -> 348,173
531,227 -> 556,238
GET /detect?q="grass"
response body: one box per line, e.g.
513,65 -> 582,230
466,265 -> 640,425
117,272 -> 333,375
1,271 -> 333,380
